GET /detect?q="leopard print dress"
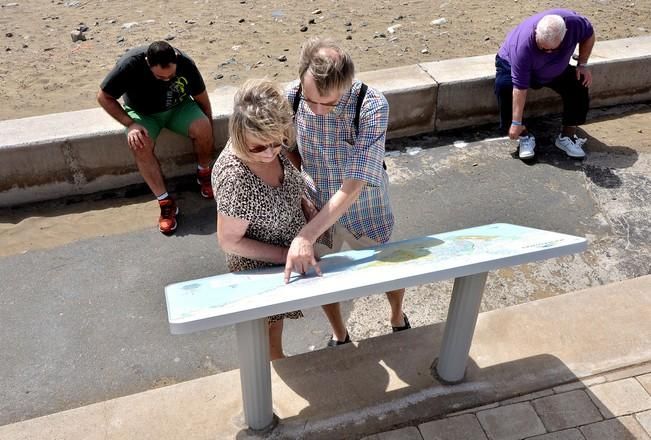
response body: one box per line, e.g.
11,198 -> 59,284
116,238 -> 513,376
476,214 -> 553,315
212,143 -> 305,322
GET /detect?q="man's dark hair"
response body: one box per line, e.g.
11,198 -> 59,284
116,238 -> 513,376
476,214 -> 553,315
146,41 -> 177,67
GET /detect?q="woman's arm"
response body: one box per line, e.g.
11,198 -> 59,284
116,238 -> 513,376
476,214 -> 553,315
217,212 -> 288,264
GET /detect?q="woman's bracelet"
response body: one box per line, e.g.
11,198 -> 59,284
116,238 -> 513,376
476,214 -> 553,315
511,120 -> 523,126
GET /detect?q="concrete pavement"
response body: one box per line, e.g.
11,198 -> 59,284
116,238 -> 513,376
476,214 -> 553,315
1,104 -> 651,435
1,275 -> 650,439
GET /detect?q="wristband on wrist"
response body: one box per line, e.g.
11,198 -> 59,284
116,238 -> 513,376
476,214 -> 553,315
577,62 -> 588,67
511,120 -> 523,126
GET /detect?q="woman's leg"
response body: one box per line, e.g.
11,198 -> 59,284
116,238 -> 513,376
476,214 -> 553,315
269,319 -> 285,361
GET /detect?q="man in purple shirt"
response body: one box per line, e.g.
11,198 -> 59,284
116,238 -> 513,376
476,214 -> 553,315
495,9 -> 595,160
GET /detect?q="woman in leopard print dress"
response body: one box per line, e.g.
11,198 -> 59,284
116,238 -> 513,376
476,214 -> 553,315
211,79 -> 316,360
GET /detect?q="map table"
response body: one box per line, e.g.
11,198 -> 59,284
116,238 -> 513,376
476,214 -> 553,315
165,223 -> 587,431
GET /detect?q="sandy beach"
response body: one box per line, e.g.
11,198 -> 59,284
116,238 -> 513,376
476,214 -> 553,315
1,0 -> 649,121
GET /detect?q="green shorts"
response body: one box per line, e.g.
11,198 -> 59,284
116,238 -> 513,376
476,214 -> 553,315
124,98 -> 206,141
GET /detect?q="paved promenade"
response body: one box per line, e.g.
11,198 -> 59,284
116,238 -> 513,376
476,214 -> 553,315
1,105 -> 650,438
366,364 -> 651,440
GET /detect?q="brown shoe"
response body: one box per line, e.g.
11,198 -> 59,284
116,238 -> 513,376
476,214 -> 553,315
197,167 -> 213,199
158,198 -> 179,235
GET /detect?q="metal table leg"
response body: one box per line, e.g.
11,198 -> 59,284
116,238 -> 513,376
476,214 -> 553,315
434,272 -> 488,384
235,318 -> 276,431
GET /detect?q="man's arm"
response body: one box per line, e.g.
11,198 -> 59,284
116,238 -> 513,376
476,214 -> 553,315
576,32 -> 596,87
97,89 -> 149,149
509,88 -> 528,139
192,90 -> 213,120
97,89 -> 134,127
283,179 -> 365,283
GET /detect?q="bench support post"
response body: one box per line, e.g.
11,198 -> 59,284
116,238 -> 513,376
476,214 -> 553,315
235,318 -> 275,431
435,272 -> 488,383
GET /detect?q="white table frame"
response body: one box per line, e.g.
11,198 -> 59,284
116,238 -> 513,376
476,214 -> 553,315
165,224 -> 587,431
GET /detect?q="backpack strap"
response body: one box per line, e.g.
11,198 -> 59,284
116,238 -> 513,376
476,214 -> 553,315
353,83 -> 368,136
354,83 -> 387,171
292,83 -> 302,116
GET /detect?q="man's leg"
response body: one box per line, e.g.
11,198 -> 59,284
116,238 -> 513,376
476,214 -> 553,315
494,55 -> 514,134
125,108 -> 166,196
547,65 -> 590,158
132,138 -> 166,196
495,55 -> 534,159
167,99 -> 215,198
315,229 -> 350,343
125,107 -> 179,234
338,227 -> 410,332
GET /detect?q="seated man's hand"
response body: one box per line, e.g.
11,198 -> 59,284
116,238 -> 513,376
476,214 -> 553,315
576,66 -> 592,87
284,235 -> 322,283
508,124 -> 525,140
127,123 -> 150,150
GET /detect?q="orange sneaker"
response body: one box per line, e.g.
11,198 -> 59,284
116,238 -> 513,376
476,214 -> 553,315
158,198 -> 179,235
197,167 -> 213,199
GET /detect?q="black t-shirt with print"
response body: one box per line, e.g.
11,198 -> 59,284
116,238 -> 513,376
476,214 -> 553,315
100,46 -> 206,114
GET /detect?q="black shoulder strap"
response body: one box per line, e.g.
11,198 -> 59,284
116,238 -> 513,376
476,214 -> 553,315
353,83 -> 368,135
292,83 -> 302,116
352,83 -> 386,170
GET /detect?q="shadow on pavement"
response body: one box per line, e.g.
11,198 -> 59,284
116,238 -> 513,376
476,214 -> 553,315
256,322 -> 641,439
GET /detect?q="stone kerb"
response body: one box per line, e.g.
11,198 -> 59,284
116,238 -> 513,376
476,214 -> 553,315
1,36 -> 650,207
357,64 -> 438,139
426,35 -> 651,131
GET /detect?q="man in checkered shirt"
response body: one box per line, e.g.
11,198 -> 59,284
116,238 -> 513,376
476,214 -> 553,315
284,37 -> 410,346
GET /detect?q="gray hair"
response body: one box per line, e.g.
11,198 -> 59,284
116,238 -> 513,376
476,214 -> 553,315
535,15 -> 567,45
298,36 -> 355,95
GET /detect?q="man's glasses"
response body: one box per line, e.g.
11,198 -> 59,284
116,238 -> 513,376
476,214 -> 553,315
248,141 -> 286,154
301,95 -> 339,109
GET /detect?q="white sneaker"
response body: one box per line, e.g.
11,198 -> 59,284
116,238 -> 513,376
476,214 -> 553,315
555,135 -> 586,158
518,135 -> 536,159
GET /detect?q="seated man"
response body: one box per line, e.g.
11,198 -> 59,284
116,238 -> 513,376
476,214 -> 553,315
495,9 -> 595,160
97,41 -> 214,235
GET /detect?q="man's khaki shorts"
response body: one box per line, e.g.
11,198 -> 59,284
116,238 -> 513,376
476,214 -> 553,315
315,223 -> 381,259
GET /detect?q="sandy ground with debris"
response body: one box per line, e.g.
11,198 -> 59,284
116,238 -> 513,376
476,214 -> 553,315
1,0 -> 650,120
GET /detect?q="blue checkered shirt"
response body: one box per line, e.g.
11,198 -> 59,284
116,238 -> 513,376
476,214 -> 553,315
286,80 -> 394,244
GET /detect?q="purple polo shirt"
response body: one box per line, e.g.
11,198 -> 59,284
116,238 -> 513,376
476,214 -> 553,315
497,9 -> 594,89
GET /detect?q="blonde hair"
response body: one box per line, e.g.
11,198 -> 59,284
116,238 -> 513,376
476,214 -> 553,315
298,36 -> 354,95
536,15 -> 567,45
229,79 -> 295,161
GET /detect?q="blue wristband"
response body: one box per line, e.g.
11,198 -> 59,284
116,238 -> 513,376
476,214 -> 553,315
511,120 -> 523,126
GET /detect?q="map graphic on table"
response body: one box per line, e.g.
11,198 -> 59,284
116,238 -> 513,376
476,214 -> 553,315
165,223 -> 587,334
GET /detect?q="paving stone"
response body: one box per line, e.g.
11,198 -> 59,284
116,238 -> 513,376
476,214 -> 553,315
532,390 -> 602,431
419,414 -> 487,440
553,381 -> 586,394
579,416 -> 651,440
588,378 -> 651,417
362,426 -> 423,440
604,364 -> 651,382
526,428 -> 585,440
477,402 -> 546,440
448,402 -> 499,417
582,376 -> 606,387
637,410 -> 651,437
501,389 -> 554,406
639,373 -> 651,395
